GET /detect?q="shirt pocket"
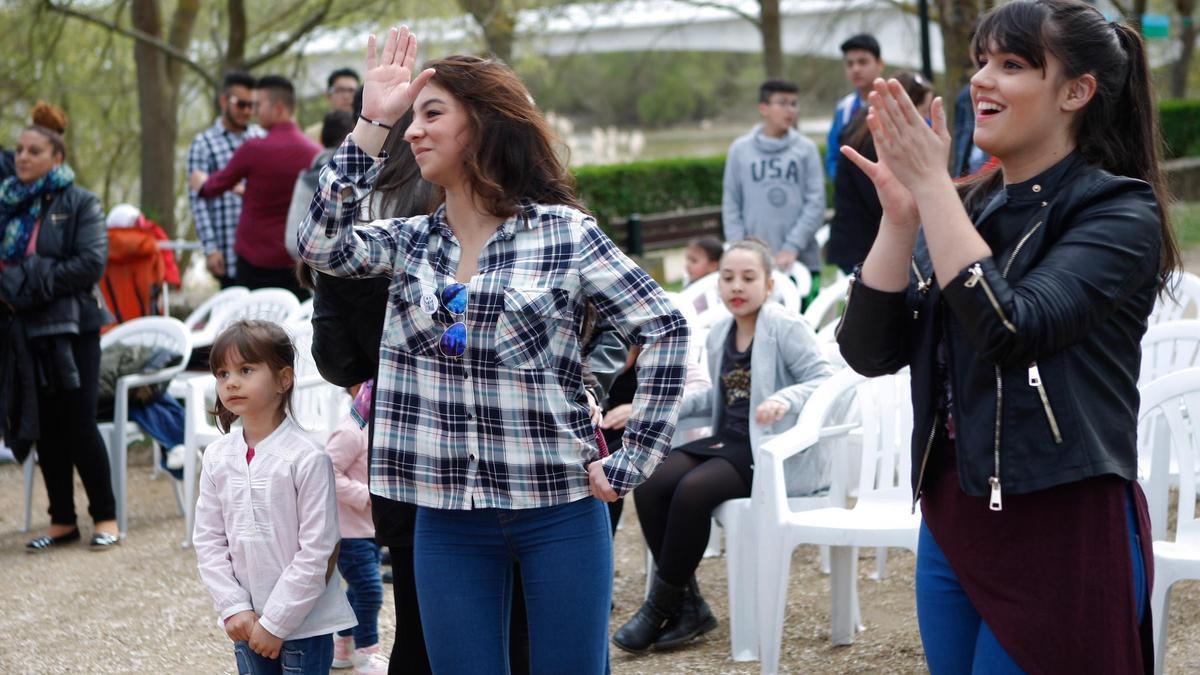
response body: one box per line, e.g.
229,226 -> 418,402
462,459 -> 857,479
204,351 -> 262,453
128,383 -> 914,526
382,274 -> 441,357
493,286 -> 574,370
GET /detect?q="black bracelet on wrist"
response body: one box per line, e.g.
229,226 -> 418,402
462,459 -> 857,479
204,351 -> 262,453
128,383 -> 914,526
359,115 -> 394,130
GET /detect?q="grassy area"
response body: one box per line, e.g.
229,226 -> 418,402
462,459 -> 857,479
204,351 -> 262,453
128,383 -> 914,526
1173,202 -> 1200,249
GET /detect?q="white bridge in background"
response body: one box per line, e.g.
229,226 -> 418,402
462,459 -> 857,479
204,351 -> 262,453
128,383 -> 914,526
298,0 -> 946,97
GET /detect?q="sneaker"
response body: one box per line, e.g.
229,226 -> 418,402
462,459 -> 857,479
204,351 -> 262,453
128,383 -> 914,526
352,644 -> 390,675
332,635 -> 355,669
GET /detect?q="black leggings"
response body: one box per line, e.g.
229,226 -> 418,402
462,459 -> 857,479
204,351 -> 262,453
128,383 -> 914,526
37,331 -> 116,526
633,451 -> 750,586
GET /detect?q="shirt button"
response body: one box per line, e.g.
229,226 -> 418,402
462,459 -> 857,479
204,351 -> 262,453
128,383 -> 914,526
469,454 -> 477,461
467,412 -> 475,421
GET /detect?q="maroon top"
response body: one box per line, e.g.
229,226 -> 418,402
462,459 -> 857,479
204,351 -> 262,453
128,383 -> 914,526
199,121 -> 319,269
921,441 -> 1154,674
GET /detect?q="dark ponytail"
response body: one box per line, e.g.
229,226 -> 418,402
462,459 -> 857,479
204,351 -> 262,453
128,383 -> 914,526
1107,22 -> 1180,290
967,0 -> 1180,291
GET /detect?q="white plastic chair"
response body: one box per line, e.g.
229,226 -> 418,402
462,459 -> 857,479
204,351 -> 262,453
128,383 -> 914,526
1139,368 -> 1200,675
21,317 -> 193,537
184,286 -> 249,348
212,288 -> 302,333
803,275 -> 851,336
756,368 -> 920,671
1135,320 -> 1200,489
1149,271 -> 1200,325
770,269 -> 804,314
288,297 -> 315,324
1139,319 -> 1200,385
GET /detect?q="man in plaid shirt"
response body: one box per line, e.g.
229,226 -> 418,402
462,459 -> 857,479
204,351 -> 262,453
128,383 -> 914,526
186,71 -> 263,287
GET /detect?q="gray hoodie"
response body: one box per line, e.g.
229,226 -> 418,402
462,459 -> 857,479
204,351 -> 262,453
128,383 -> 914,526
721,124 -> 826,271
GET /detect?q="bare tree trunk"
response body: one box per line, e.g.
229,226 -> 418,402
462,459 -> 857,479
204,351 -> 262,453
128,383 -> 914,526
130,0 -> 176,234
1172,0 -> 1197,98
760,0 -> 783,77
458,0 -> 515,64
935,0 -> 981,131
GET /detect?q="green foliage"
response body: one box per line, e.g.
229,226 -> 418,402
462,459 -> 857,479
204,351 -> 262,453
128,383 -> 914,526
573,155 -> 726,228
1160,99 -> 1200,160
1173,202 -> 1200,249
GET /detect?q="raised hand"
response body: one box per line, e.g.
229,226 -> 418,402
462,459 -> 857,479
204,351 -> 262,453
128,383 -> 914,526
360,25 -> 436,126
840,142 -> 920,231
863,78 -> 953,194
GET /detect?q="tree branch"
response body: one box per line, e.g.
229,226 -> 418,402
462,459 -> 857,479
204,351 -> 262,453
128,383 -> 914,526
44,0 -> 217,88
673,0 -> 761,29
242,0 -> 334,70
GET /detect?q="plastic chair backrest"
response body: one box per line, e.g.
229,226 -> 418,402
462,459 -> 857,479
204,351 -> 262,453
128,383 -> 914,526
804,275 -> 851,333
855,369 -> 915,499
675,274 -> 729,330
184,286 -> 250,332
289,297 -> 315,324
1139,367 -> 1200,543
213,289 -> 302,334
771,270 -> 803,313
100,316 -> 192,368
1149,271 -> 1200,325
1140,320 -> 1200,385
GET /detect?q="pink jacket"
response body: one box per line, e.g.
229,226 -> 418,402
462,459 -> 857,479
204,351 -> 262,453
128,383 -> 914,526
325,414 -> 375,539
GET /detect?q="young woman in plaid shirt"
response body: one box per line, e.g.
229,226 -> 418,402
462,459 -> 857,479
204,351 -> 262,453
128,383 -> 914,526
299,27 -> 689,673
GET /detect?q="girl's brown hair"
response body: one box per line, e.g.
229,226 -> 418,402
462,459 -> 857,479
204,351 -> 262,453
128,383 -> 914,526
420,55 -> 586,217
208,320 -> 296,433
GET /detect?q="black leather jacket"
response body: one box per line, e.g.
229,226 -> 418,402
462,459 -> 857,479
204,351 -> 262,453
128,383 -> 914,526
0,184 -> 110,336
837,157 -> 1162,506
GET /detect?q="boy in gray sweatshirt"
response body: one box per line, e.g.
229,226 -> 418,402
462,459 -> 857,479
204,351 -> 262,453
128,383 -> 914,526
722,79 -> 826,307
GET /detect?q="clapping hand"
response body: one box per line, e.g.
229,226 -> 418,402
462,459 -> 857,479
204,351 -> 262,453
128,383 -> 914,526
360,25 -> 436,127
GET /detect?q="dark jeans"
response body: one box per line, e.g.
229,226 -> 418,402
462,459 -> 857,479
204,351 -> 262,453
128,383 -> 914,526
233,634 -> 332,674
234,256 -> 310,300
38,331 -> 116,526
372,494 -> 529,675
414,498 -> 612,675
336,537 -> 383,648
633,451 -> 749,586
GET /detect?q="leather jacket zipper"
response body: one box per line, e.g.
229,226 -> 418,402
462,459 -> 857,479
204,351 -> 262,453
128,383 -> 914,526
911,258 -> 932,320
1027,363 -> 1063,443
964,263 -> 1017,333
976,219 -> 1050,511
911,412 -> 940,513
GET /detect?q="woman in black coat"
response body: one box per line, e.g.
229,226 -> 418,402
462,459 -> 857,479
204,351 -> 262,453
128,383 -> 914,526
1,103 -> 119,550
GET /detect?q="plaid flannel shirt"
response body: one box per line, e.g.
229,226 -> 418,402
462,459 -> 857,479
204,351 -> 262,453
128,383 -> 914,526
298,138 -> 689,510
186,120 -> 263,278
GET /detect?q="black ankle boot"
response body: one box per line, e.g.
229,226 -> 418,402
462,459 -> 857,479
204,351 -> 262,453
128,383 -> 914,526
612,574 -> 687,654
654,576 -> 718,650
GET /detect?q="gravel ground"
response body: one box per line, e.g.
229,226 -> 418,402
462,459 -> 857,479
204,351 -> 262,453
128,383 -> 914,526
2,444 -> 1198,674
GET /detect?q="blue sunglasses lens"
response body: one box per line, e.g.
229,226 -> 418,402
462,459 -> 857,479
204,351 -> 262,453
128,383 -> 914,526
441,283 -> 468,315
439,322 -> 467,358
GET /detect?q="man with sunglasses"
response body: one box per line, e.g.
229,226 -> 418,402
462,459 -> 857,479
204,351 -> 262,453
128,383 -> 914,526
186,71 -> 264,287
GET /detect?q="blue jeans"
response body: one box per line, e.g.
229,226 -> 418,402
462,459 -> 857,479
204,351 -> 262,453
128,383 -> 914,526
233,634 -> 332,675
414,497 -> 612,675
915,493 -> 1146,674
336,537 -> 383,647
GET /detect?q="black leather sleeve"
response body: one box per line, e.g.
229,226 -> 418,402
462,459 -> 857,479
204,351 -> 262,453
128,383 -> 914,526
310,272 -> 388,387
940,176 -> 1162,368
584,318 -> 630,405
836,269 -> 912,377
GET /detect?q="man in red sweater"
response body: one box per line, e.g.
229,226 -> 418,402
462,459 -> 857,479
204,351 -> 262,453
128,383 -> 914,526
191,75 -> 319,298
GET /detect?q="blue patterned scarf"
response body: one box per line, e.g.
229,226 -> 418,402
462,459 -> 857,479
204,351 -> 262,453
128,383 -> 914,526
0,164 -> 75,263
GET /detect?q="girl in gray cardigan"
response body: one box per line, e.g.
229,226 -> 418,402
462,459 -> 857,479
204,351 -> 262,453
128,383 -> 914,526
613,239 -> 831,653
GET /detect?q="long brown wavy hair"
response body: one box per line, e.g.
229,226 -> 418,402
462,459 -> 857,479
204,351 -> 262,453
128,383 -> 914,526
418,56 -> 586,217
